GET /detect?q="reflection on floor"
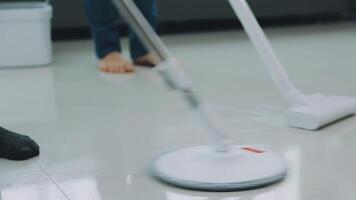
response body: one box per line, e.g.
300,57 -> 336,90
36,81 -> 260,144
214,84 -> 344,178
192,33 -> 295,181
0,22 -> 355,200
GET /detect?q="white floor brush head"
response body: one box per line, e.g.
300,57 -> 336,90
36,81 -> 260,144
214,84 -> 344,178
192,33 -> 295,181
151,145 -> 287,192
287,94 -> 356,130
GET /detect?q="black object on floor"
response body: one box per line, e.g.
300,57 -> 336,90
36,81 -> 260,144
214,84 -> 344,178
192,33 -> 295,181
0,127 -> 40,161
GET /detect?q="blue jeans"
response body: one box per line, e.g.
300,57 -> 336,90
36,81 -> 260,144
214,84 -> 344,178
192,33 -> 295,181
84,0 -> 158,59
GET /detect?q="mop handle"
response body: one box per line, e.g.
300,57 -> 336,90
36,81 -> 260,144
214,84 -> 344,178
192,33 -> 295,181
229,0 -> 305,105
113,0 -> 170,60
113,0 -> 230,152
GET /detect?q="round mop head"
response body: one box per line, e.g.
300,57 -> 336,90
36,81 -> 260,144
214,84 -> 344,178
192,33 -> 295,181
151,145 -> 287,192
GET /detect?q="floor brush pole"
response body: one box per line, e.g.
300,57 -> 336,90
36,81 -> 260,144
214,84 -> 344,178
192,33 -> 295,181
229,0 -> 306,105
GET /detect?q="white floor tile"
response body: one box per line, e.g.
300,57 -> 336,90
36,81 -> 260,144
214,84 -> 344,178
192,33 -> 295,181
0,22 -> 355,200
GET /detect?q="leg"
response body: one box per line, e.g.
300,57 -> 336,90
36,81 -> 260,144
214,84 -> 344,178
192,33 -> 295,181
129,0 -> 160,66
0,127 -> 39,160
84,0 -> 121,58
84,0 -> 134,73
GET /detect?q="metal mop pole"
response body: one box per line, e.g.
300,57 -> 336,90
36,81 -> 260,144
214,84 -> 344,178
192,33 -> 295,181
113,0 -> 231,152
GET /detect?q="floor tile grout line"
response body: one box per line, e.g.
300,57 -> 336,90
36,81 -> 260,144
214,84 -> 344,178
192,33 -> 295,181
37,162 -> 72,200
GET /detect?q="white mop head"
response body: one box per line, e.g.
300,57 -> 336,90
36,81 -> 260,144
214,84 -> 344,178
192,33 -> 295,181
287,94 -> 356,130
151,145 -> 287,191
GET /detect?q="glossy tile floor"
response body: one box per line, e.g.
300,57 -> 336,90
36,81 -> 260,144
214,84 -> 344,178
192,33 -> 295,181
1,22 -> 356,200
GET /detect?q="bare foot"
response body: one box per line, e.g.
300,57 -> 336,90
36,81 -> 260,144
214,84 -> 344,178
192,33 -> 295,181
99,52 -> 134,73
133,53 -> 161,67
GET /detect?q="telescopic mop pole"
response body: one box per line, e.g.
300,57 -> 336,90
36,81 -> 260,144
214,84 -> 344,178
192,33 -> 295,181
113,0 -> 231,152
